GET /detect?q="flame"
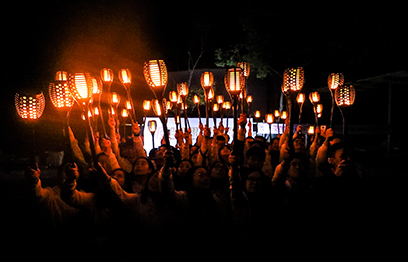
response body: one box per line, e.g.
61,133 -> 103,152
224,101 -> 231,110
126,100 -> 132,110
149,61 -> 161,87
266,114 -> 274,124
246,95 -> 253,104
217,95 -> 224,104
15,92 -> 45,120
101,68 -> 113,82
208,88 -> 214,100
148,120 -> 157,132
297,93 -> 305,104
120,69 -> 131,84
255,110 -> 261,118
111,92 -> 119,104
281,111 -> 287,120
169,91 -> 178,103
143,100 -> 150,111
56,71 -> 68,81
121,109 -> 128,118
194,95 -> 200,104
308,126 -> 314,134
74,73 -> 90,99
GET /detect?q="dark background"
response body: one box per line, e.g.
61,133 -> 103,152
2,0 -> 408,154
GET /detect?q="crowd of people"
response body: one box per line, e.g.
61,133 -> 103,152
24,114 -> 365,259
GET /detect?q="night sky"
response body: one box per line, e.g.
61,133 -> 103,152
3,0 -> 407,153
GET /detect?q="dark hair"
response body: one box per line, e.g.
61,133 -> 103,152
218,145 -> 232,165
132,157 -> 156,204
327,142 -> 346,159
246,146 -> 266,162
111,168 -> 133,193
132,156 -> 155,177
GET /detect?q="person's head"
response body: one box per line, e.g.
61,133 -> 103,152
154,145 -> 167,168
327,142 -> 348,169
287,152 -> 309,180
190,151 -> 199,166
97,153 -> 112,174
216,135 -> 226,147
246,146 -> 266,170
270,137 -> 280,151
293,135 -> 306,153
245,137 -> 255,148
210,161 -> 228,180
245,170 -> 265,193
133,157 -> 155,176
111,168 -> 127,189
218,145 -> 232,164
120,137 -> 137,162
192,166 -> 210,189
100,138 -> 111,151
177,159 -> 193,178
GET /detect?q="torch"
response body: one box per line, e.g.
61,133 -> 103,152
328,73 -> 344,128
282,67 -> 305,149
200,71 -> 214,127
177,82 -> 190,131
223,101 -> 231,128
296,92 -> 305,124
68,73 -> 99,166
119,69 -> 137,122
254,110 -> 261,135
193,95 -> 201,124
148,120 -> 157,149
335,85 -> 355,142
100,68 -> 113,138
49,71 -> 75,161
237,62 -> 250,114
143,59 -> 170,148
15,91 -> 46,165
225,67 -> 245,146
266,113 -> 274,142
309,91 -> 320,127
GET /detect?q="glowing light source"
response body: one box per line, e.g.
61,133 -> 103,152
148,120 -> 157,133
119,69 -> 132,85
193,95 -> 200,105
177,82 -> 189,97
152,99 -> 162,116
237,62 -> 250,78
49,82 -> 74,110
266,113 -> 274,124
225,67 -> 245,97
68,73 -> 93,105
255,110 -> 261,118
335,85 -> 356,106
55,71 -> 68,81
15,92 -> 45,120
282,67 -> 304,93
121,109 -> 128,118
200,71 -> 214,91
297,93 -> 305,104
111,92 -> 119,104
328,73 -> 344,90
309,91 -> 320,104
144,60 -> 168,99
101,68 -> 114,83
281,111 -> 287,120
143,100 -> 151,111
